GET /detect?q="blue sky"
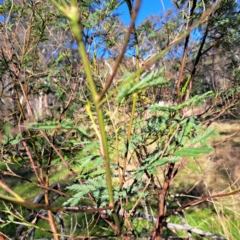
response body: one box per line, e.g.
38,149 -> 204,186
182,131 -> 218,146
118,0 -> 174,25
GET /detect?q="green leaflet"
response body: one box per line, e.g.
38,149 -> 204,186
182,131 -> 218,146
149,91 -> 214,113
135,154 -> 180,175
28,121 -> 90,137
81,141 -> 99,152
191,127 -> 216,144
51,53 -> 70,67
63,177 -> 108,207
174,147 -> 212,157
152,156 -> 181,167
117,67 -> 167,104
2,133 -> 22,145
117,77 -> 134,105
75,155 -> 101,167
88,169 -> 105,178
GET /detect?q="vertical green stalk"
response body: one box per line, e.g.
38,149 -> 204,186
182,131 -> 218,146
72,19 -> 120,229
50,1 -> 120,231
68,3 -> 114,204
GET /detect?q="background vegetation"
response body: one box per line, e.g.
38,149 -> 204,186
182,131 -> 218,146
0,0 -> 239,239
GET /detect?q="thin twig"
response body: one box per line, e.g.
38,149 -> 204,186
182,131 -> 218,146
166,188 -> 240,217
98,0 -> 141,101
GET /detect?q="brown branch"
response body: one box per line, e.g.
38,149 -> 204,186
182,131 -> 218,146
213,129 -> 240,146
176,0 -> 198,103
14,182 -> 68,239
203,98 -> 238,127
22,140 -> 44,185
44,154 -> 59,239
98,0 -> 141,101
59,77 -> 78,122
0,189 -> 114,213
0,167 -> 71,198
184,22 -> 210,102
19,11 -> 33,65
151,162 -> 175,240
166,188 -> 240,218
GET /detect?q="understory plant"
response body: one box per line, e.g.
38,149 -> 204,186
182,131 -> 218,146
0,0 -> 240,239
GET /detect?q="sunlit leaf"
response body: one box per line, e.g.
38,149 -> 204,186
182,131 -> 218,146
174,147 -> 212,157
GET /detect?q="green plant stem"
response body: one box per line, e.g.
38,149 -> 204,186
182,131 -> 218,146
96,108 -> 114,205
69,5 -> 113,202
69,12 -> 98,101
49,0 -> 120,231
70,12 -> 115,206
121,93 -> 137,187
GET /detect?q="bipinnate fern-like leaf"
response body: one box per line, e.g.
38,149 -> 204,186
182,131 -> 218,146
191,127 -> 216,145
28,121 -> 90,137
149,91 -> 214,113
117,67 -> 167,104
63,177 -> 108,207
174,147 -> 212,157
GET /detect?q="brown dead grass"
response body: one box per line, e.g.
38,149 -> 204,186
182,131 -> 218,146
173,119 -> 240,204
208,120 -> 240,189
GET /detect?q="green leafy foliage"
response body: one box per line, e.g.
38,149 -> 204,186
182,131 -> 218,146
0,0 -> 239,239
28,121 -> 90,137
117,67 -> 167,104
63,176 -> 109,207
174,147 -> 212,157
132,103 -> 215,178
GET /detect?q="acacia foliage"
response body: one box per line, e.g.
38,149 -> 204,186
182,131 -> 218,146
0,0 -> 239,239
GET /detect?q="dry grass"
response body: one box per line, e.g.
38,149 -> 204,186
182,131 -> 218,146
174,120 -> 240,193
170,119 -> 240,239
